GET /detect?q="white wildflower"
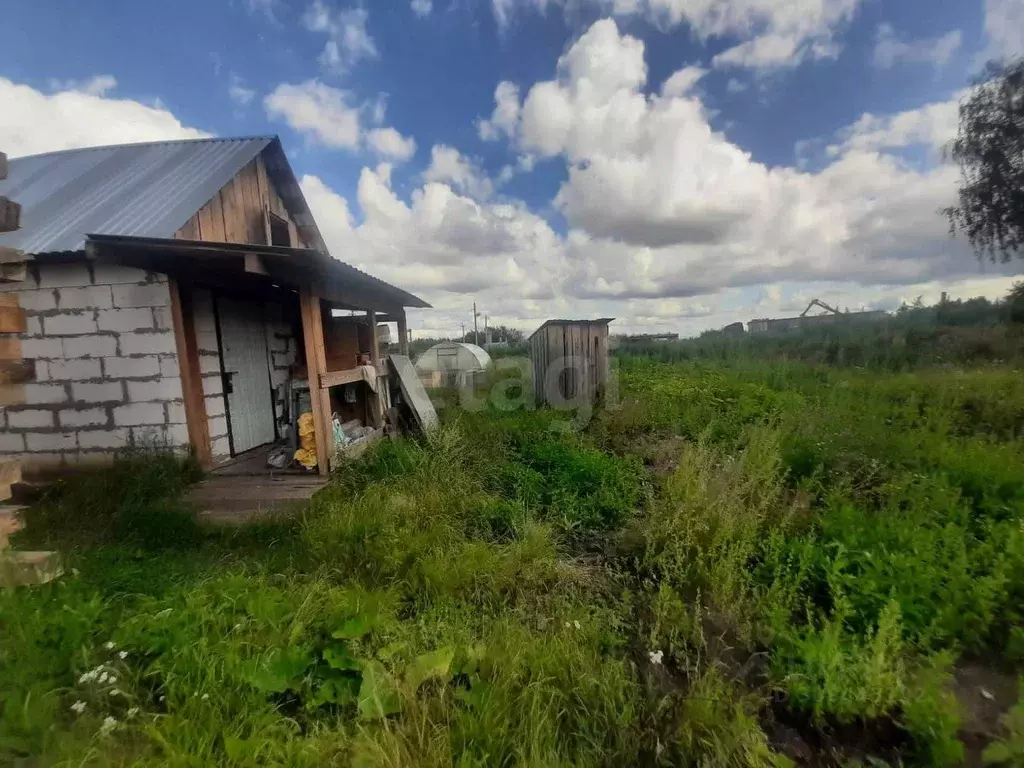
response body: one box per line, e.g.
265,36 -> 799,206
118,651 -> 128,660
573,620 -> 581,630
127,707 -> 139,719
159,695 -> 166,702
98,672 -> 109,685
201,693 -> 210,700
564,621 -> 570,628
108,675 -> 117,684
233,623 -> 243,631
648,650 -> 664,666
104,641 -> 116,650
70,700 -> 87,714
110,689 -> 123,697
99,716 -> 118,735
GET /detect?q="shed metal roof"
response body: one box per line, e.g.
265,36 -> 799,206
0,136 -> 430,309
0,137 -> 275,254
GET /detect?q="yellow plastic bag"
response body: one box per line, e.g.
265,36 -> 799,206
294,412 -> 318,468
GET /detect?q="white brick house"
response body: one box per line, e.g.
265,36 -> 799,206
0,137 -> 428,476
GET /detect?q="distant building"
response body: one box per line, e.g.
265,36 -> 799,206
624,332 -> 679,342
748,310 -> 888,334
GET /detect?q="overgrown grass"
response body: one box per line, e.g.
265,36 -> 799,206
3,350 -> 1024,765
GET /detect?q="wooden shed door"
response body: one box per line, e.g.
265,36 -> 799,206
217,297 -> 275,455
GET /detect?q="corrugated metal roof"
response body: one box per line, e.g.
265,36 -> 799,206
0,137 -> 274,254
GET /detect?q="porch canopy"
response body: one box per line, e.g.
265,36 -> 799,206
82,233 -> 430,314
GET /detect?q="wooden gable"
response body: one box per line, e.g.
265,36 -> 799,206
174,150 -> 306,249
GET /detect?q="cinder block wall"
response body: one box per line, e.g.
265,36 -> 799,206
0,262 -> 187,474
190,289 -> 297,462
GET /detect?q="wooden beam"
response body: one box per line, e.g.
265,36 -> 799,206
319,367 -> 363,389
367,309 -> 380,365
397,310 -> 409,356
300,292 -> 332,476
0,305 -> 26,334
243,252 -> 268,275
0,385 -> 25,407
0,152 -> 7,182
169,279 -> 212,467
0,360 -> 34,385
0,337 -> 21,362
0,197 -> 21,233
0,263 -> 27,283
365,309 -> 384,427
0,246 -> 25,263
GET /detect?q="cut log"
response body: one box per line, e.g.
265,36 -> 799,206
0,505 -> 22,547
0,359 -> 34,385
0,263 -> 26,283
0,337 -> 21,360
0,304 -> 26,333
0,247 -> 25,263
0,384 -> 26,406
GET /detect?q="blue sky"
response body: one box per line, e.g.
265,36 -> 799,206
2,0 -> 1023,336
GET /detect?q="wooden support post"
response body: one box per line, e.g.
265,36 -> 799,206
367,309 -> 380,366
366,308 -> 384,427
397,309 -> 409,357
301,292 -> 332,476
169,279 -> 212,467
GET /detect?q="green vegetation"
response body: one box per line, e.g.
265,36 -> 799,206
3,319 -> 1024,765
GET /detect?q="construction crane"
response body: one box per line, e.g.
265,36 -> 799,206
800,298 -> 842,317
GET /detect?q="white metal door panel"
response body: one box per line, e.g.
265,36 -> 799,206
217,297 -> 275,455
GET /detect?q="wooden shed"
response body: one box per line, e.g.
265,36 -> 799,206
528,318 -> 613,407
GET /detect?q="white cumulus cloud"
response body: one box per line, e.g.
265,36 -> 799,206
423,145 -> 494,199
0,76 -> 210,158
411,0 -> 432,17
366,127 -> 417,161
264,80 -> 416,162
490,0 -> 862,71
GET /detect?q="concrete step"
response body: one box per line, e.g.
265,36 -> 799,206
0,550 -> 62,587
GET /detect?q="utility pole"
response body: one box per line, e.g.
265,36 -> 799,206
461,322 -> 465,341
473,301 -> 479,345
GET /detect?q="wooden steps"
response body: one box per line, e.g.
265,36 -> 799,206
188,474 -> 328,525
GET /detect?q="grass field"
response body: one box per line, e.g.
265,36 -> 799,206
2,345 -> 1024,765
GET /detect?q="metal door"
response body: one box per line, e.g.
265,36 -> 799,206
217,297 -> 276,455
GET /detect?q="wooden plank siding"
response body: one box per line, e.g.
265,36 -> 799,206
173,153 -> 307,249
530,321 -> 611,407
